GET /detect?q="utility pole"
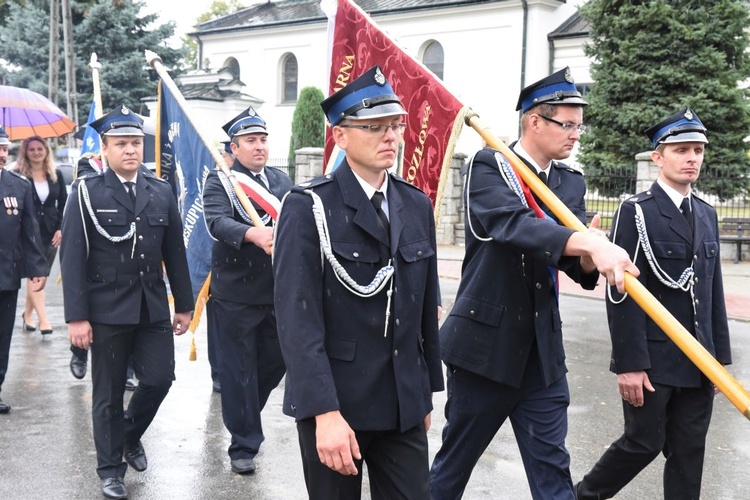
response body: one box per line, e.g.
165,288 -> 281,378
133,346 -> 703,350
48,0 -> 59,104
61,0 -> 77,148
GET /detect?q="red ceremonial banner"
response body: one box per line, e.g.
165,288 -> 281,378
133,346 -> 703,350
324,0 -> 468,210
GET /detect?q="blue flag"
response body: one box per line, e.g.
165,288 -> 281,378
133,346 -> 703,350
157,82 -> 214,304
80,101 -> 101,155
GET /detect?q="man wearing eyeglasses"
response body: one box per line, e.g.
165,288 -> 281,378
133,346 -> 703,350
273,65 -> 444,499
431,68 -> 638,499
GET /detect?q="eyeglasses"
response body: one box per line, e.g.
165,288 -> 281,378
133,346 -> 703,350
539,115 -> 587,134
339,123 -> 407,136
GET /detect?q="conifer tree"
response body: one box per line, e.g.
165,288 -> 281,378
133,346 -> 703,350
579,0 -> 750,199
288,86 -> 325,165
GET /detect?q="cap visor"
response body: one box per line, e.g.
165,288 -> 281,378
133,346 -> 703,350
348,103 -> 408,121
233,126 -> 268,136
661,132 -> 708,145
104,127 -> 145,137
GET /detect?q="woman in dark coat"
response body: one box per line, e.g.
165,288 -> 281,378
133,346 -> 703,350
16,136 -> 67,334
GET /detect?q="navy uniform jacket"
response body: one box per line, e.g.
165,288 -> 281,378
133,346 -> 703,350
29,168 -> 67,246
440,147 -> 598,388
606,182 -> 731,387
273,161 -> 444,432
60,167 -> 193,324
0,169 -> 47,291
202,161 -> 292,305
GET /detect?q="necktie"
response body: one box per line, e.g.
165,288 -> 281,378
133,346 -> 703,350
680,197 -> 693,230
252,173 -> 270,192
371,191 -> 390,238
537,170 -> 548,185
124,181 -> 136,206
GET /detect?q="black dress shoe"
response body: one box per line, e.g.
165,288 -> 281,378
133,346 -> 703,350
212,379 -> 221,393
230,458 -> 256,474
102,477 -> 127,499
124,441 -> 148,471
0,398 -> 10,414
70,354 -> 87,379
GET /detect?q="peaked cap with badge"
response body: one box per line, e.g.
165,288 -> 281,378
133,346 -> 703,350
0,125 -> 10,146
222,106 -> 268,139
644,107 -> 708,149
516,66 -> 588,114
88,104 -> 145,137
320,65 -> 407,126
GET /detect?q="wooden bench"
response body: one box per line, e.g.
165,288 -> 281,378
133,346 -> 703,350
721,217 -> 750,263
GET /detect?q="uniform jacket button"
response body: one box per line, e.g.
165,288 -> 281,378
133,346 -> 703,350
136,217 -> 141,222
469,310 -> 476,316
395,319 -> 400,327
393,350 -> 399,357
417,250 -> 423,257
353,252 -> 359,258
535,283 -> 542,289
667,250 -> 672,256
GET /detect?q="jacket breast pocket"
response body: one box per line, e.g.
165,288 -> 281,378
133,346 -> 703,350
398,239 -> 434,294
147,213 -> 169,227
98,213 -> 127,227
651,239 -> 690,278
330,239 -> 381,283
703,240 -> 718,259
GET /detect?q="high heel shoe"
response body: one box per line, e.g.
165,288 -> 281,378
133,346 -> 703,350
24,317 -> 36,332
40,328 -> 53,335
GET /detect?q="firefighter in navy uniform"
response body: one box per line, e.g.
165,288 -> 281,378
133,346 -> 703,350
273,65 -> 445,499
60,105 -> 193,500
0,126 -> 47,415
202,107 -> 292,475
431,68 -> 637,500
575,108 -> 731,500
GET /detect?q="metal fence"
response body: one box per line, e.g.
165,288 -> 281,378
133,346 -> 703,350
268,157 -> 295,181
584,167 -> 750,231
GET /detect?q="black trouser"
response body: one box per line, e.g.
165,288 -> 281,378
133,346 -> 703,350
213,300 -> 285,460
0,290 -> 19,393
577,379 -> 714,500
297,418 -> 430,500
90,320 -> 175,479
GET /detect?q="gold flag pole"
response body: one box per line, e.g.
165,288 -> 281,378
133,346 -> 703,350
145,50 -> 264,228
466,111 -> 750,420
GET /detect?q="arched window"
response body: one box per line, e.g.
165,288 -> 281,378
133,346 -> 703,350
282,54 -> 298,103
224,57 -> 240,79
423,41 -> 444,80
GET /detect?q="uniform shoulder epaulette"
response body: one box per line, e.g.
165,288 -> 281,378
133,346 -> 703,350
623,190 -> 654,205
553,161 -> 584,175
294,173 -> 334,191
7,169 -> 30,182
390,172 -> 426,193
692,192 -> 710,207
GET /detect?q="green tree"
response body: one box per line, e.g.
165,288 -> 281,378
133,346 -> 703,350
183,0 -> 245,69
0,0 -> 184,125
288,86 -> 325,165
74,0 -> 185,119
579,0 -> 750,199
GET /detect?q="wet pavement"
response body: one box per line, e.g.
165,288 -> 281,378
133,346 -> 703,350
1,247 -> 749,499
